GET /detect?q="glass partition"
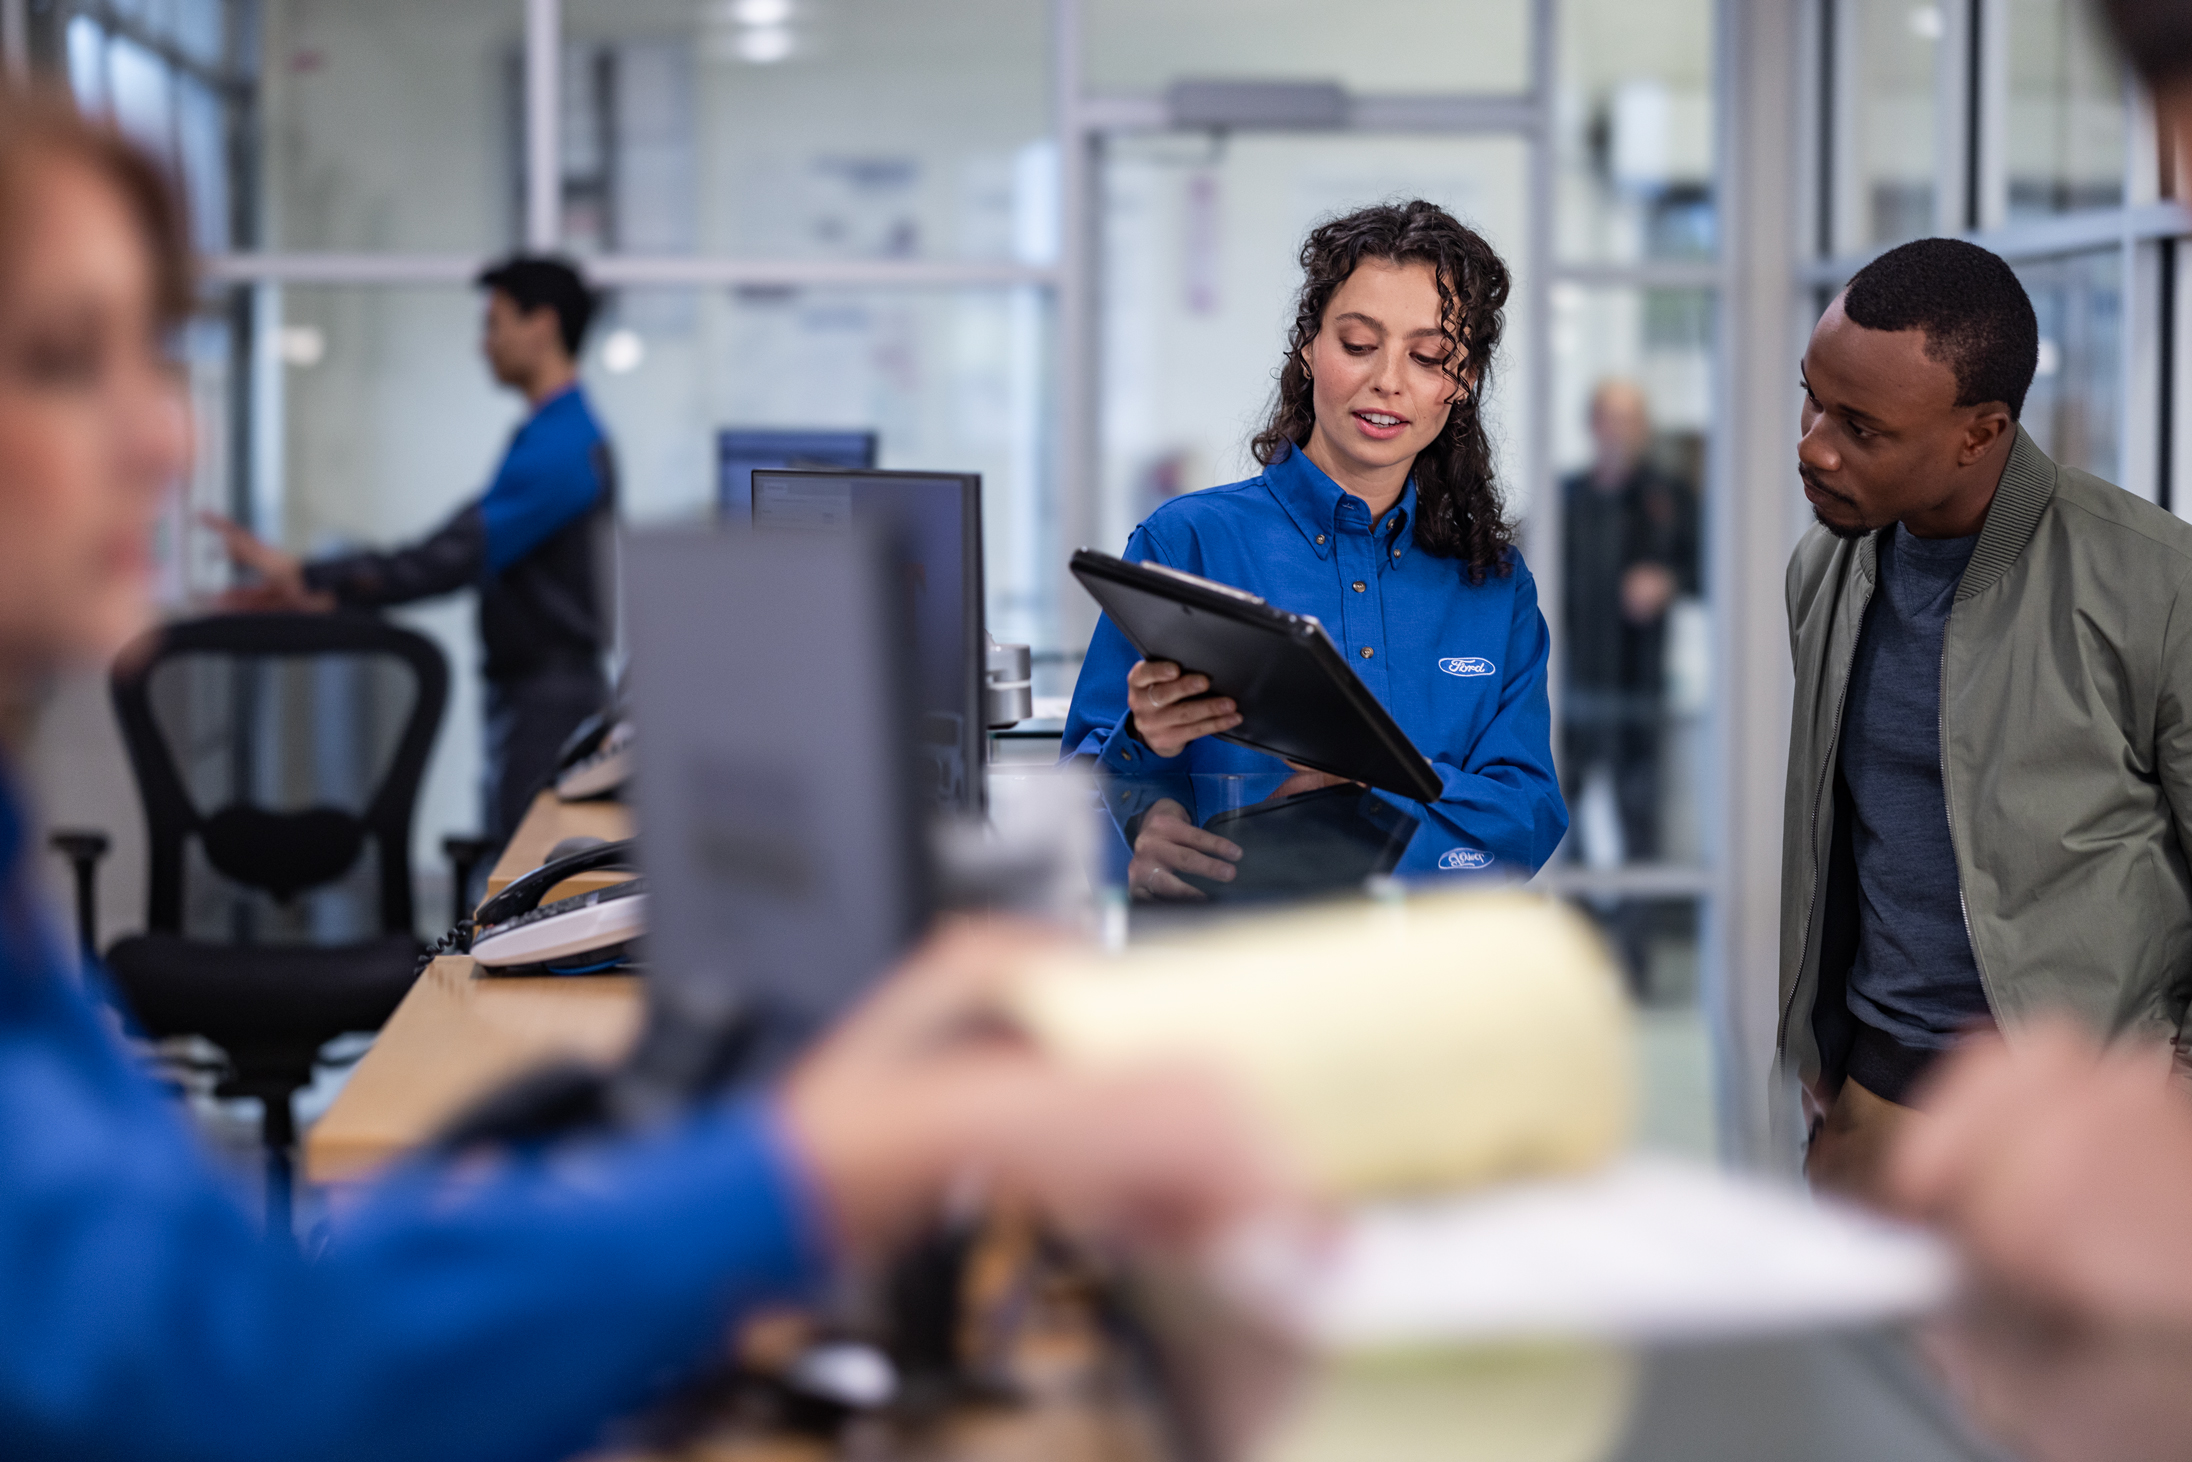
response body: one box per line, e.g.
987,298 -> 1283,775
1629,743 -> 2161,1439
2014,248 -> 2123,481
2004,0 -> 2129,222
1084,0 -> 1531,95
586,285 -> 1055,647
1830,0 -> 1951,252
256,0 -> 523,252
1555,0 -> 1716,264
560,0 -> 1051,262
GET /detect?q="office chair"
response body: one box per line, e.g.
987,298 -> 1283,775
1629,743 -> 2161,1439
50,613 -> 449,1240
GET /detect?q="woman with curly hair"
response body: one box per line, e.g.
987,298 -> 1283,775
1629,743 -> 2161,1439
1063,200 -> 1566,899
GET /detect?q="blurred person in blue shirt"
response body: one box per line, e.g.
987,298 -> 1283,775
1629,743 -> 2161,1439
208,254 -> 618,845
0,85 -> 1278,1462
1063,201 -> 1566,898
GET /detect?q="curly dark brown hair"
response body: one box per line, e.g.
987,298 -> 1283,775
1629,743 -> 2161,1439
1249,200 -> 1514,582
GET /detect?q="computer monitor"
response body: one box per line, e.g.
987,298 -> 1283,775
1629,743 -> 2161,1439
746,468 -> 985,813
715,429 -> 879,520
618,525 -> 931,1107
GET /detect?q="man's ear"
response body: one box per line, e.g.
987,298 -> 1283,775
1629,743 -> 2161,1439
1960,405 -> 2014,465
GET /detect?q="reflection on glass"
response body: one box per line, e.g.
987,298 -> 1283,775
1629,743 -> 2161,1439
561,0 -> 1050,262
1831,0 -> 1949,252
1095,771 -> 1420,905
1556,0 -> 1716,264
258,0 -> 522,252
1085,0 -> 1528,96
2004,0 -> 2127,221
2015,249 -> 2121,481
1550,287 -> 1713,876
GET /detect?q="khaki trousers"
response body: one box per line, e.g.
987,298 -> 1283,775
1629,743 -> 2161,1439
1804,1078 -> 1918,1208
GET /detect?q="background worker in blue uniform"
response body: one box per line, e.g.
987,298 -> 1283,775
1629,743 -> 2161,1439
0,84 -> 1278,1461
208,255 -> 617,846
1063,201 -> 1566,899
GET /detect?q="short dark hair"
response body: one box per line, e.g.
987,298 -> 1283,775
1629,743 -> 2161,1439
2099,0 -> 2192,85
1842,238 -> 2040,420
475,254 -> 597,355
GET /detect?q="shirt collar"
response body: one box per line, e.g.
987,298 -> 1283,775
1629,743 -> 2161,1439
1265,443 -> 1416,563
527,382 -> 585,423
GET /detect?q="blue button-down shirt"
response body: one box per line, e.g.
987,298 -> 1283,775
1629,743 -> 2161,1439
478,384 -> 610,575
1063,444 -> 1567,878
0,769 -> 827,1462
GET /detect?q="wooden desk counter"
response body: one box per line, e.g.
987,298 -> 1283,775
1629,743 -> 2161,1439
305,958 -> 643,1184
308,793 -> 641,1186
487,789 -> 634,897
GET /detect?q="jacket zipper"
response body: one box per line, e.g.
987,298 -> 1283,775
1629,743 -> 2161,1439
1937,600 -> 1996,1011
1779,569 -> 1873,1052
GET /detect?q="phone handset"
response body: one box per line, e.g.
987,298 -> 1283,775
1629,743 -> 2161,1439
463,837 -> 647,976
552,708 -> 635,801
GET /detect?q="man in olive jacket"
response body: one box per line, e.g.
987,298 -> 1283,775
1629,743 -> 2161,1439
1780,238 -> 2192,1200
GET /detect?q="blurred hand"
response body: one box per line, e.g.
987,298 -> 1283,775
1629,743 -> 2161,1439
201,511 -> 334,613
1918,1300 -> 2192,1462
1887,1017 -> 2192,1325
1126,658 -> 1240,759
779,922 -> 1292,1264
1128,797 -> 1242,901
1619,562 -> 1678,625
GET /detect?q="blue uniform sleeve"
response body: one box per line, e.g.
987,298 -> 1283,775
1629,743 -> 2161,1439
1370,558 -> 1569,876
1060,525 -> 1197,837
476,397 -> 608,576
0,951 -> 829,1462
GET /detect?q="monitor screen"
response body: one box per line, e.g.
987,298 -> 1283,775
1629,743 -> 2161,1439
715,429 -> 878,520
747,469 -> 984,812
621,525 -> 930,1103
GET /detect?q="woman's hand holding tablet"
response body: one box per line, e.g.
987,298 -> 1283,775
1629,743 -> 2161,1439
1123,657 -> 1241,757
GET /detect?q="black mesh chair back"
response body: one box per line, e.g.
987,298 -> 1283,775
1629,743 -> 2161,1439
101,612 -> 449,1238
112,613 -> 448,937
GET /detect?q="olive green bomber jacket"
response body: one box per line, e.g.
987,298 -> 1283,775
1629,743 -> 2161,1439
1778,427 -> 2192,1111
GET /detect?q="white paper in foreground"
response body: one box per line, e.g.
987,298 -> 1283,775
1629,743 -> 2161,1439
1222,1156 -> 1956,1349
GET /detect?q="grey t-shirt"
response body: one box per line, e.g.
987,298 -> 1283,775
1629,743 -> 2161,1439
1840,522 -> 1989,1049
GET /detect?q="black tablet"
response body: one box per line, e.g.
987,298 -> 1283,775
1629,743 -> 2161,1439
1070,549 -> 1443,802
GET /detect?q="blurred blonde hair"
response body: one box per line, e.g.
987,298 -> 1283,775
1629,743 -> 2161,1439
0,80 -> 192,324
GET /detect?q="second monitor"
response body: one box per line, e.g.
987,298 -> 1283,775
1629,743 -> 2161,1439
744,468 -> 985,811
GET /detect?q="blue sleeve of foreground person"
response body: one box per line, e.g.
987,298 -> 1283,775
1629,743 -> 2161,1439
0,790 -> 828,1462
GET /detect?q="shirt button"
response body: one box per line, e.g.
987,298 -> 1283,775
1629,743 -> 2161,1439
1360,646 -> 1374,659
1316,533 -> 1327,545
1352,580 -> 1366,592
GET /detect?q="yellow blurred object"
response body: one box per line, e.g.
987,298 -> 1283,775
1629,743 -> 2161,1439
1012,892 -> 1635,1198
1268,1344 -> 1639,1462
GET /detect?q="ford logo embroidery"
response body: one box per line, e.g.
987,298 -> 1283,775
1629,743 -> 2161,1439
1438,656 -> 1495,677
1439,847 -> 1494,871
